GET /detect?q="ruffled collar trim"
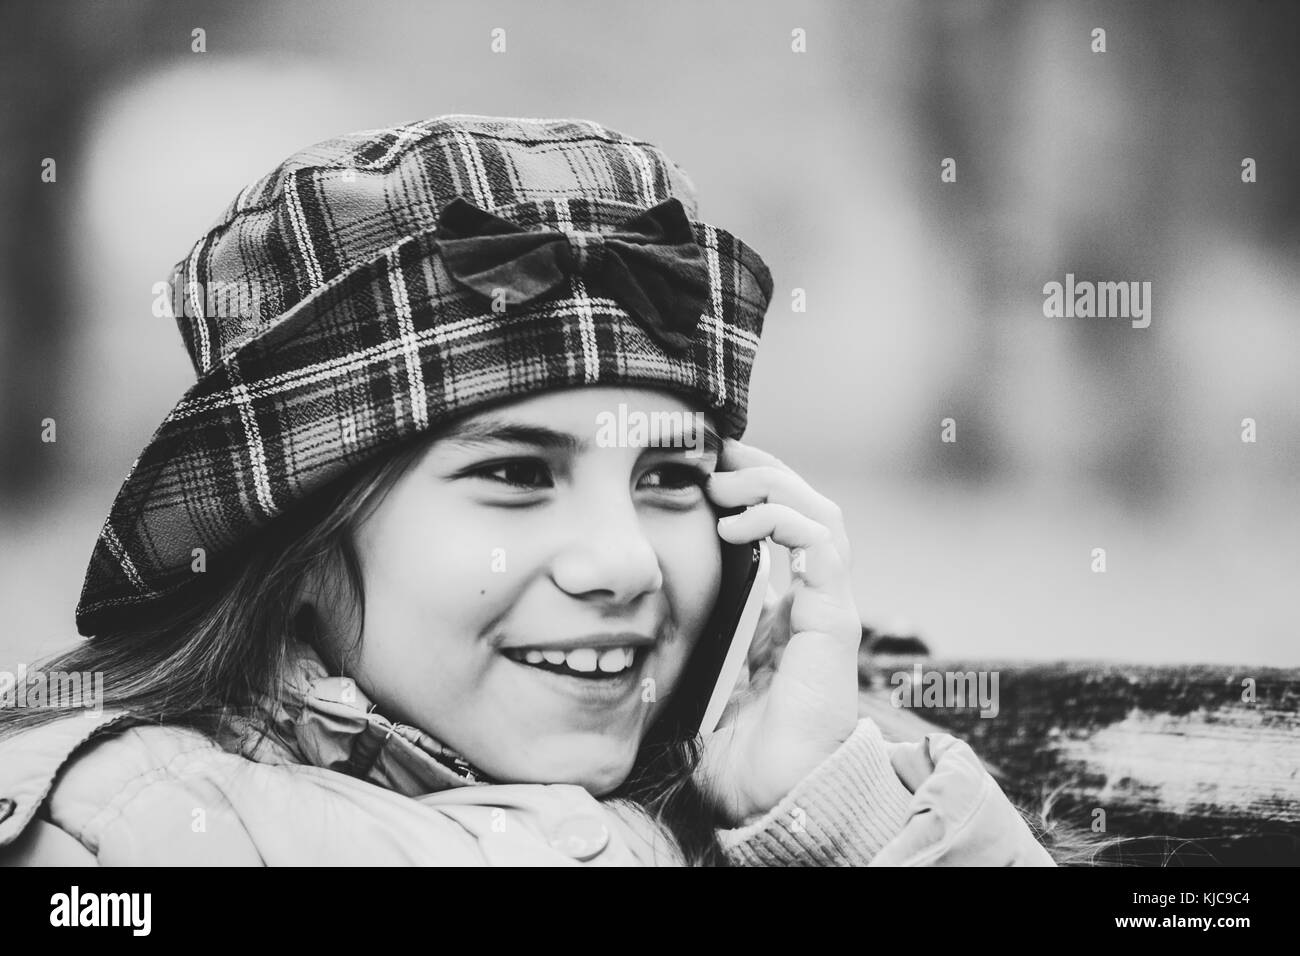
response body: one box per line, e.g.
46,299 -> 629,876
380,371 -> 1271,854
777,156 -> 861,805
225,641 -> 493,796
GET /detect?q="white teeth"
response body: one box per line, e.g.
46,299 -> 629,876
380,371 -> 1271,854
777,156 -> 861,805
597,648 -> 626,673
512,645 -> 640,673
565,648 -> 599,672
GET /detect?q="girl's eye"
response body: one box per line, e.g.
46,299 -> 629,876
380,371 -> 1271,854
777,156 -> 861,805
471,459 -> 553,488
640,463 -> 710,493
464,459 -> 709,495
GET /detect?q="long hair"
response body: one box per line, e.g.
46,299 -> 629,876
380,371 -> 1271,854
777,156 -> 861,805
0,426 -> 729,865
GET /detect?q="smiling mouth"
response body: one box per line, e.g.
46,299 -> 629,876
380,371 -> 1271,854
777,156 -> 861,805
501,646 -> 640,679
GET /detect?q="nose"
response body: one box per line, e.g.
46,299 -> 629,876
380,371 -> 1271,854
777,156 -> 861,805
550,490 -> 664,606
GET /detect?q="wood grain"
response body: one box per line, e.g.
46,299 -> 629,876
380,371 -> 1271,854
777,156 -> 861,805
858,655 -> 1300,865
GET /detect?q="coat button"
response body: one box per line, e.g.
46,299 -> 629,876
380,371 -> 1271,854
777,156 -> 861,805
548,815 -> 610,861
0,798 -> 15,824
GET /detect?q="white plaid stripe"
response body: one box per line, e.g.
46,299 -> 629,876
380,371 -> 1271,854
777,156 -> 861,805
453,129 -> 495,208
552,199 -> 600,382
698,312 -> 761,351
228,360 -> 276,516
285,172 -> 324,289
364,123 -> 431,170
385,250 -> 429,431
703,224 -> 726,404
187,246 -> 212,372
624,142 -> 656,206
100,522 -> 151,596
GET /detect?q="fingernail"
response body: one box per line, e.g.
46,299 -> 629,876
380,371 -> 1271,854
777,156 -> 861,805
718,514 -> 740,525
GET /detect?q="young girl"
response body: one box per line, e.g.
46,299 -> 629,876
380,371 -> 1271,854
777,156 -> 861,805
0,115 -> 1053,866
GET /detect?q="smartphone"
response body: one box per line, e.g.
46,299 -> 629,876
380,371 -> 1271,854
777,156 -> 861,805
697,538 -> 770,735
648,534 -> 771,740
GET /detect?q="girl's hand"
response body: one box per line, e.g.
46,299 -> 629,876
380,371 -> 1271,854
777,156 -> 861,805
693,438 -> 864,826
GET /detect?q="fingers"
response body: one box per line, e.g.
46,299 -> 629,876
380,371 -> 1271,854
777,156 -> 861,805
708,440 -> 852,567
713,438 -> 863,658
716,501 -> 847,592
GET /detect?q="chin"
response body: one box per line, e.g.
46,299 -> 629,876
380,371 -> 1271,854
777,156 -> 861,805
521,742 -> 639,795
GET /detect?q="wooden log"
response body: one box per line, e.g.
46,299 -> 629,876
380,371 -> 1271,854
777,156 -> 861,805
857,655 -> 1300,865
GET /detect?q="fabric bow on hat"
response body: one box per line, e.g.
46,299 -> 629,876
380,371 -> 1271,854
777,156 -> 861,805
435,196 -> 709,353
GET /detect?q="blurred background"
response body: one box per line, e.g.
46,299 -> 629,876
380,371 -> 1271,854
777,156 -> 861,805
2,0 -> 1297,669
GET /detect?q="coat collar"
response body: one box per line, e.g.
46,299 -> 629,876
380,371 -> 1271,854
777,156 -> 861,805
222,643 -> 687,867
225,640 -> 492,797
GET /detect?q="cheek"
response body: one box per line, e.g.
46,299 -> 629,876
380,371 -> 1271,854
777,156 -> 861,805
652,510 -> 723,648
346,484 -> 509,714
364,458 -> 559,613
363,502 -> 493,612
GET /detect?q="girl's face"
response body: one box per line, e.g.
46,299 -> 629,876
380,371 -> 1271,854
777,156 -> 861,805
326,386 -> 723,793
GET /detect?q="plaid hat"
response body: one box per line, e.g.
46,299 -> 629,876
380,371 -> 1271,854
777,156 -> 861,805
76,115 -> 774,636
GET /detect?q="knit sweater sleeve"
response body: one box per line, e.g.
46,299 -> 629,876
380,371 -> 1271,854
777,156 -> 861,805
715,717 -> 915,866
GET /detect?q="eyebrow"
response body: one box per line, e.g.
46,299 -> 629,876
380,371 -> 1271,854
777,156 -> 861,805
438,415 -> 722,456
